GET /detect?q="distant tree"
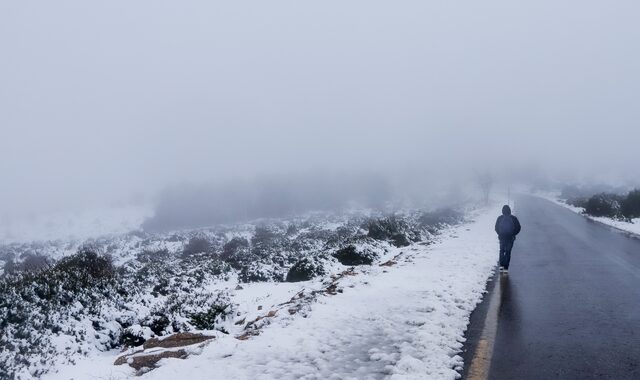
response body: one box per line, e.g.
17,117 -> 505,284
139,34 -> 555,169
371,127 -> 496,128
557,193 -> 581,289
477,172 -> 493,205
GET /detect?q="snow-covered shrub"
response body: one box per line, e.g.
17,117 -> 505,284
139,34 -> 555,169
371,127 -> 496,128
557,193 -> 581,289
324,224 -> 362,248
621,189 -> 640,219
182,236 -> 215,256
238,262 -> 284,283
0,249 -> 121,378
286,257 -> 326,282
181,253 -> 229,282
150,292 -> 232,334
292,228 -> 338,252
366,216 -> 420,247
129,256 -> 178,297
0,245 -> 234,377
56,248 -> 115,281
120,327 -> 148,347
140,314 -> 171,336
584,193 -> 624,218
332,245 -> 377,266
562,188 -> 640,220
221,237 -> 251,269
251,225 -> 286,258
189,303 -> 231,331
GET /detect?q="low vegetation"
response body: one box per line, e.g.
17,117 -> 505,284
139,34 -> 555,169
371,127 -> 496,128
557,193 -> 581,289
0,207 -> 465,378
563,187 -> 640,221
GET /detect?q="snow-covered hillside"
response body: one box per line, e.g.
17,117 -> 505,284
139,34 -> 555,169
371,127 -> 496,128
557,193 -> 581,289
138,208 -> 497,380
26,206 -> 500,380
2,206 -> 494,379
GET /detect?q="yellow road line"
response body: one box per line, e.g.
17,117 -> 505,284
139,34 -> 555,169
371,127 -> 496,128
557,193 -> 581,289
466,272 -> 502,380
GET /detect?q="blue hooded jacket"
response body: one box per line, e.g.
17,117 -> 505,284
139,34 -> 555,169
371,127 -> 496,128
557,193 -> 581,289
495,205 -> 521,240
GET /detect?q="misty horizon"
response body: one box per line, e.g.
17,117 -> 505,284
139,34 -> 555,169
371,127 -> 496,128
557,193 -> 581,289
2,0 -> 640,225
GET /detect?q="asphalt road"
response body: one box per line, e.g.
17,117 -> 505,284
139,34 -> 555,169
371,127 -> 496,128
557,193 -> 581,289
462,195 -> 640,379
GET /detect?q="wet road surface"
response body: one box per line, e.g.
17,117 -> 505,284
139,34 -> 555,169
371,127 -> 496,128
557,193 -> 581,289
461,195 -> 640,379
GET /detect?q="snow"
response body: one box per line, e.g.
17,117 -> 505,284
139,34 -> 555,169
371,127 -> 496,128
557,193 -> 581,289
587,216 -> 640,236
45,207 -> 498,380
539,192 -> 640,237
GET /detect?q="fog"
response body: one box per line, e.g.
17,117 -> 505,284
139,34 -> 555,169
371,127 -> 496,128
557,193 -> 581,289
2,1 -> 639,229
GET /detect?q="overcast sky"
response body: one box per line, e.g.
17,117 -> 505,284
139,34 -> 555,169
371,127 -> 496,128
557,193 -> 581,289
1,0 -> 639,217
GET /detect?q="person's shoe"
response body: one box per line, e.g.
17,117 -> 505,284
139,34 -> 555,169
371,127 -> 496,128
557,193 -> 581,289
498,266 -> 504,272
502,269 -> 509,274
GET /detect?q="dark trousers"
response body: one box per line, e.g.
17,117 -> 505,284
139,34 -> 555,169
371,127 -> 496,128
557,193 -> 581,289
499,237 -> 515,269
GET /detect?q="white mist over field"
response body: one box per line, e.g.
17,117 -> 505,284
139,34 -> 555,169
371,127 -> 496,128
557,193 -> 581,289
2,0 -> 640,238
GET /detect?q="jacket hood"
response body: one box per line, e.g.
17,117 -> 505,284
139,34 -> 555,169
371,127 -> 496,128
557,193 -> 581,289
502,205 -> 511,215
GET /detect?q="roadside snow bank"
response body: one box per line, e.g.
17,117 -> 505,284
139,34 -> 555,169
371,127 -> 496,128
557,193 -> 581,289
540,193 -> 640,237
124,208 -> 496,380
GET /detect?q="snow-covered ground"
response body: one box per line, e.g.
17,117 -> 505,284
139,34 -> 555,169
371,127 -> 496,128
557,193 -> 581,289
539,192 -> 640,237
45,207 -> 498,380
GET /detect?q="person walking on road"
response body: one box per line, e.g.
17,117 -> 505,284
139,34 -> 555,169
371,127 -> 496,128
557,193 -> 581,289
495,205 -> 521,273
